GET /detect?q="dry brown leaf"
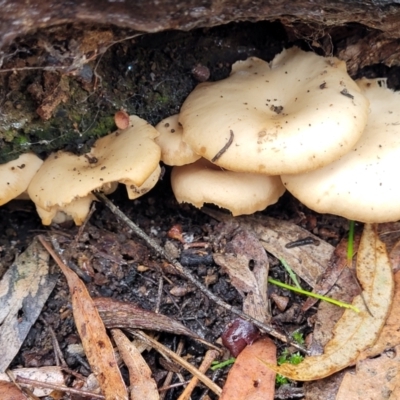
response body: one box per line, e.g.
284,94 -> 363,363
213,227 -> 270,322
302,233 -> 361,312
220,337 -> 276,400
336,344 -> 400,400
94,297 -> 202,339
358,270 -> 400,360
0,238 -> 56,372
205,210 -> 334,288
0,366 -> 65,397
266,224 -> 394,380
308,268 -> 360,356
38,236 -> 128,400
0,381 -> 26,400
111,329 -> 159,400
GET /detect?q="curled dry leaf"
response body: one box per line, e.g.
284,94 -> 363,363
357,270 -> 400,360
265,224 -> 394,381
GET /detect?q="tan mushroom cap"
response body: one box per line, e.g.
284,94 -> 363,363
171,158 -> 285,216
36,195 -> 96,225
155,114 -> 200,166
124,164 -> 161,200
0,153 -> 43,205
180,47 -> 369,175
28,115 -> 161,225
281,78 -> 400,223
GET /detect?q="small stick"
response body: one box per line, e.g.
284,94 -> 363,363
285,237 -> 320,248
16,376 -> 104,399
211,130 -> 234,162
95,192 -> 309,355
178,349 -> 220,400
159,339 -> 185,400
130,330 -> 222,396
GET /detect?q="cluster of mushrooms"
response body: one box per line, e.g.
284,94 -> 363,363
1,47 -> 400,225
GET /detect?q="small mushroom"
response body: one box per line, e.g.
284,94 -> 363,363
155,114 -> 200,166
179,47 -> 369,175
28,115 -> 161,225
0,153 -> 43,205
281,78 -> 400,223
171,158 -> 285,216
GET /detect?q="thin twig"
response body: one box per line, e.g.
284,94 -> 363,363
95,192 -> 310,355
211,130 -> 234,162
16,376 -> 104,399
159,337 -> 185,400
130,330 -> 222,396
178,349 -> 220,400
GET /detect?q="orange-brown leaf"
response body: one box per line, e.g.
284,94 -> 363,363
39,236 -> 128,400
111,329 -> 159,400
220,337 -> 276,400
0,381 -> 26,400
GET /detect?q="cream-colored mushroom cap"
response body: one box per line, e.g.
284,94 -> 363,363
180,47 -> 369,175
124,165 -> 161,200
35,195 -> 96,225
28,115 -> 161,225
171,159 -> 285,216
155,114 -> 200,166
281,78 -> 400,223
0,153 -> 43,205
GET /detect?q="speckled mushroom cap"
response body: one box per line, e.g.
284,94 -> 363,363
179,47 -> 369,175
0,153 -> 43,205
281,78 -> 400,223
171,158 -> 286,216
28,115 -> 161,225
155,114 -> 200,166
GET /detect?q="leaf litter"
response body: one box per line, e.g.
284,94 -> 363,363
38,235 -> 129,400
265,223 -> 394,380
0,238 -> 57,373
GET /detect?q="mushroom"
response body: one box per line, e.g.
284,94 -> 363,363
171,158 -> 285,216
155,114 -> 200,166
281,78 -> 400,223
179,47 -> 369,175
28,115 -> 161,225
0,153 -> 43,205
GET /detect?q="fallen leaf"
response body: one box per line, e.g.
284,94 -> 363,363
265,224 -> 394,380
357,270 -> 400,360
0,381 -> 26,400
304,370 -> 347,400
308,268 -> 360,356
112,329 -> 159,400
213,227 -> 270,322
336,344 -> 400,400
206,210 -> 334,288
0,238 -> 57,372
38,236 -> 128,400
220,337 -> 276,400
302,233 -> 361,312
94,297 -> 203,339
0,366 -> 65,397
